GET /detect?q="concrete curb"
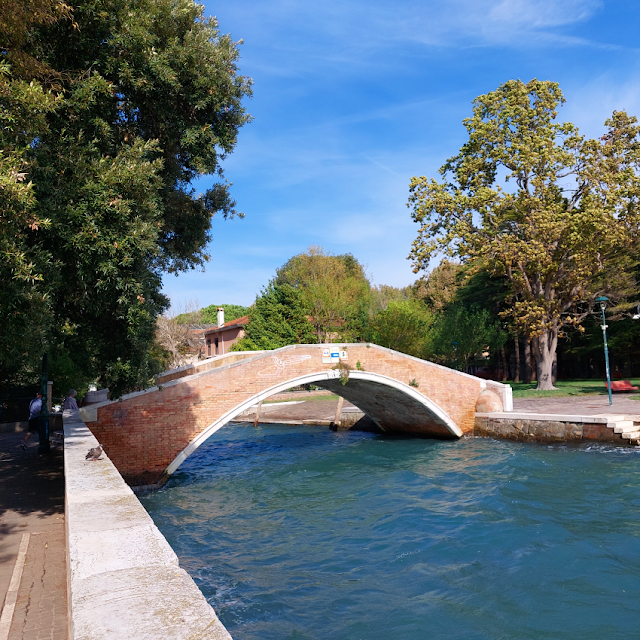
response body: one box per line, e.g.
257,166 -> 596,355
63,410 -> 232,640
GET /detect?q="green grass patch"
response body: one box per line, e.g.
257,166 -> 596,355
507,379 -> 640,399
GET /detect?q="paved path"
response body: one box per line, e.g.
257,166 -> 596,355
0,432 -> 67,640
513,395 -> 640,416
241,393 -> 357,424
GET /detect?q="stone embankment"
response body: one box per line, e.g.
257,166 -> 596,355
475,412 -> 640,445
63,410 -> 232,640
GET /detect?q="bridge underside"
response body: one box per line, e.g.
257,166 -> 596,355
321,378 -> 456,438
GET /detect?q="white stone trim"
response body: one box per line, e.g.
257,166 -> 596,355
475,412 -> 633,424
63,411 -> 232,640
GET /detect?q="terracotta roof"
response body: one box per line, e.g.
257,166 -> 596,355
225,315 -> 249,327
204,316 -> 249,335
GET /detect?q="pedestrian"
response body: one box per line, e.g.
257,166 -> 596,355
63,389 -> 79,411
22,392 -> 42,450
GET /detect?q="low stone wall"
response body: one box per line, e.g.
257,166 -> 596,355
63,410 -> 232,640
474,413 -> 630,444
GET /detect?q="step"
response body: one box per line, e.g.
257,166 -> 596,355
621,430 -> 640,440
613,421 -> 636,433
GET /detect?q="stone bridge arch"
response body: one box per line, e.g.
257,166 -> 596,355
165,369 -> 463,478
81,344 -> 511,487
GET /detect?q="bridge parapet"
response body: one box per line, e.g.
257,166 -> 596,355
81,344 -> 511,487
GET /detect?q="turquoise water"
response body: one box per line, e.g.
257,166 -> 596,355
140,424 -> 640,640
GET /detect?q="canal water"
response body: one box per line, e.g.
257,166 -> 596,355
140,423 -> 640,640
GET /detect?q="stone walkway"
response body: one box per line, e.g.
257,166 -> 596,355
0,432 -> 67,640
513,394 -> 640,416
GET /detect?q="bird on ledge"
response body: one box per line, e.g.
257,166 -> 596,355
86,445 -> 103,461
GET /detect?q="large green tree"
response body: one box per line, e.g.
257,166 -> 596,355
232,283 -> 316,351
366,299 -> 432,357
408,79 -> 639,390
1,0 -> 252,393
276,246 -> 371,342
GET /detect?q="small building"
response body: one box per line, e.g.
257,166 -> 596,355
204,308 -> 249,356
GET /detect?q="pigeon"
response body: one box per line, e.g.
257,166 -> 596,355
86,445 -> 103,461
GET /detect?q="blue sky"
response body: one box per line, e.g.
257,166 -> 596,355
162,0 -> 640,311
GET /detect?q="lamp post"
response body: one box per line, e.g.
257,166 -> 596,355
595,297 -> 612,407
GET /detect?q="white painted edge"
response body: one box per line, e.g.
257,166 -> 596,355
0,533 -> 30,640
475,412 -> 629,424
164,369 -> 463,477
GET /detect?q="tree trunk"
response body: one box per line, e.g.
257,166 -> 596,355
514,335 -> 520,383
500,346 -> 508,382
532,329 -> 558,391
524,337 -> 532,384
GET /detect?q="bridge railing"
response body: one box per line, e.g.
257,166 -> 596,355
155,350 -> 267,385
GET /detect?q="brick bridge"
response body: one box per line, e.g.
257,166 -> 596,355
80,344 -> 512,486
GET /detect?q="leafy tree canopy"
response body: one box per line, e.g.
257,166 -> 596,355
427,304 -> 506,371
174,303 -> 249,325
276,246 -> 371,342
366,299 -> 432,358
232,283 -> 316,351
408,79 -> 639,389
0,0 -> 252,394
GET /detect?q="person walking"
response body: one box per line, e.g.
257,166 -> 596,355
22,392 -> 42,450
63,389 -> 79,411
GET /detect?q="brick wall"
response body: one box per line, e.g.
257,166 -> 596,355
87,344 -> 499,486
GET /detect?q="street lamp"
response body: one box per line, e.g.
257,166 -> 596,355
595,297 -> 612,406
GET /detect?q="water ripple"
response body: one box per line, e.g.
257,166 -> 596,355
141,424 -> 640,640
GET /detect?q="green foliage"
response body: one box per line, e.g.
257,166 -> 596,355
369,284 -> 412,313
276,246 -> 371,342
426,304 -> 505,371
0,60 -> 57,385
202,304 -> 248,324
331,361 -> 352,385
0,0 -> 252,393
413,260 -> 463,312
175,303 -> 248,325
231,283 -> 316,351
409,378 -> 419,388
366,299 -> 433,358
408,79 -> 639,389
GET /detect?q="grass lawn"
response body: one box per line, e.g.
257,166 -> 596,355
263,393 -> 340,404
507,379 -> 640,399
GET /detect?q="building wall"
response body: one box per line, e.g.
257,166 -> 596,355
205,327 -> 245,356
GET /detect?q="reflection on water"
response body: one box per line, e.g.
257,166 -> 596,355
140,424 -> 640,640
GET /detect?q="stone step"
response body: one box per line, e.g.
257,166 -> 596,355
613,421 -> 636,433
621,430 -> 640,440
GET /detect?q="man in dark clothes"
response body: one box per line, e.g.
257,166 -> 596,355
22,392 -> 42,450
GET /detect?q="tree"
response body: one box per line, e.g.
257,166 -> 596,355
232,283 -> 316,351
369,284 -> 413,314
0,61 -> 57,386
367,299 -> 432,357
173,303 -> 248,325
0,0 -> 252,393
155,314 -> 205,369
427,304 -> 505,372
413,259 -> 463,312
276,246 -> 371,342
408,79 -> 639,390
